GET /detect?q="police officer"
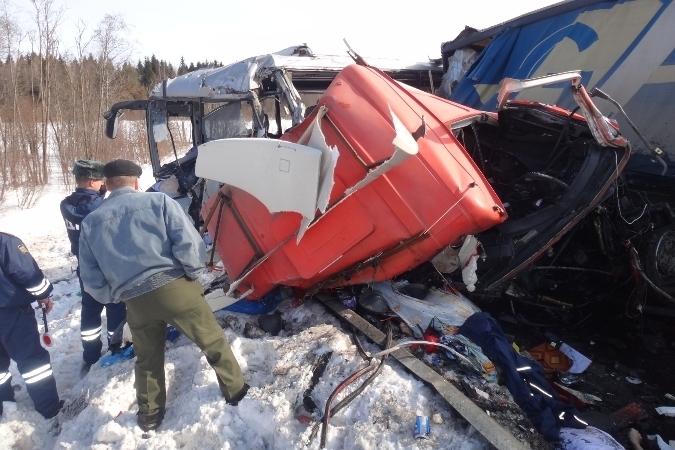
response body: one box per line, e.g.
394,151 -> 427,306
60,160 -> 126,371
0,232 -> 61,420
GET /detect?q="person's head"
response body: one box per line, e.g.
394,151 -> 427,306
103,159 -> 143,191
72,160 -> 105,190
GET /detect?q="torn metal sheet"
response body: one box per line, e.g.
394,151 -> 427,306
497,72 -> 582,110
296,106 -> 340,242
373,281 -> 481,337
195,138 -> 321,219
150,45 -> 441,101
497,71 -> 627,148
344,108 -> 420,196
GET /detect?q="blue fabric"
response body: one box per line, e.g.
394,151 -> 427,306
99,344 -> 135,368
60,188 -> 104,257
225,289 -> 285,315
78,188 -> 206,303
0,306 -> 60,418
459,312 -> 585,441
80,276 -> 127,365
165,325 -> 181,342
0,232 -> 53,308
450,0 -> 630,110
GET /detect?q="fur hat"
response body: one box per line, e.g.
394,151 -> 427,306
72,160 -> 105,180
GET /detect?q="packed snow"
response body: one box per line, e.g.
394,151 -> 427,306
0,163 -> 487,449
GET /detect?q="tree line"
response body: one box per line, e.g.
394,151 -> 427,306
0,0 -> 220,205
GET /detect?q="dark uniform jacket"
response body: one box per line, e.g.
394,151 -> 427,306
0,232 -> 53,308
60,188 -> 104,257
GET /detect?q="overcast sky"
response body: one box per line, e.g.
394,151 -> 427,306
13,0 -> 560,65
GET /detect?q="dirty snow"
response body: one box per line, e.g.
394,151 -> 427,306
0,162 -> 487,449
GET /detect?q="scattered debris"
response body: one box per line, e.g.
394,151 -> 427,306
611,403 -> 648,429
655,406 -> 675,417
554,383 -> 603,406
414,415 -> 431,440
440,333 -> 497,382
295,351 -> 332,424
647,434 -> 675,450
558,373 -> 581,387
475,387 -> 490,400
370,281 -> 480,336
529,342 -> 572,375
558,343 -> 592,374
625,376 -> 643,385
628,428 -> 644,450
258,311 -> 283,336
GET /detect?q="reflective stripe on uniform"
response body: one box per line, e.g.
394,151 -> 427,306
559,411 -> 565,420
516,366 -> 531,372
573,415 -> 588,426
529,382 -> 553,398
81,326 -> 101,336
0,372 -> 11,384
81,326 -> 102,341
22,364 -> 53,384
26,278 -> 51,297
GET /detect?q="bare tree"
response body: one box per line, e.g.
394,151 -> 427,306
30,0 -> 61,184
92,14 -> 128,158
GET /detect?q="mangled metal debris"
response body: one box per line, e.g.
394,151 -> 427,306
103,43 -> 675,448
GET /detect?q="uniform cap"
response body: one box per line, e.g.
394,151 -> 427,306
103,159 -> 142,178
72,160 -> 105,180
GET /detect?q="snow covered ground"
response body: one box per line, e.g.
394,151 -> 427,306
0,165 -> 487,449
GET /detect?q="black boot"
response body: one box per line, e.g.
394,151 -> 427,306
137,408 -> 165,432
226,384 -> 250,406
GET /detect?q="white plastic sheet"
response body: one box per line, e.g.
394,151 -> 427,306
373,281 -> 480,337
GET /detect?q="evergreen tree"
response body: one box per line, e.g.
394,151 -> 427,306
178,56 -> 187,75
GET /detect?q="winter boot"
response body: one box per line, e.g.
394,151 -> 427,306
47,400 -> 65,436
137,407 -> 165,432
226,383 -> 250,406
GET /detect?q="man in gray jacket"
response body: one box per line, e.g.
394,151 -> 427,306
79,159 -> 247,432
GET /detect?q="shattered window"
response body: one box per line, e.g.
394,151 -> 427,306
261,96 -> 293,135
299,92 -> 321,111
148,101 -> 193,161
203,102 -> 252,141
155,118 -> 193,161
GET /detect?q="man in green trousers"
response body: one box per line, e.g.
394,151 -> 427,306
78,159 -> 247,432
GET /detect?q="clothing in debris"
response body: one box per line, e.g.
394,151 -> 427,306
459,312 -> 586,441
0,232 -> 61,419
61,185 -> 126,365
78,179 -> 245,422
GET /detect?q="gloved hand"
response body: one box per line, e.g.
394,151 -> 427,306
39,297 -> 54,314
